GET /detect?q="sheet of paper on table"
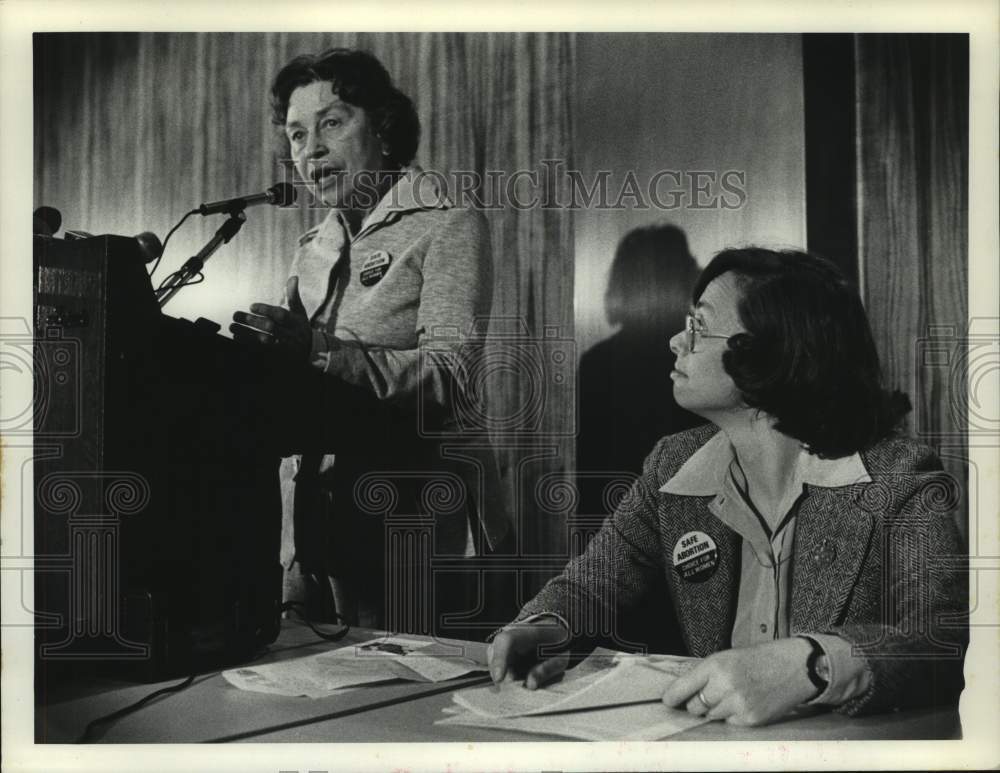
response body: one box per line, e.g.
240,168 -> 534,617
222,635 -> 486,698
437,650 -> 710,741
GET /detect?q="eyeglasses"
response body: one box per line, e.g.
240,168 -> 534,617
684,313 -> 733,353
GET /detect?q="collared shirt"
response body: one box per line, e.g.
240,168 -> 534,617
661,430 -> 874,705
280,164 -> 502,568
287,165 -> 493,404
294,165 -> 450,333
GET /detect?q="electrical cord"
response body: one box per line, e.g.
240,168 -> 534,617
77,673 -> 196,743
148,208 -> 197,280
75,606 -> 348,742
75,635 -> 276,744
280,600 -> 351,643
154,268 -> 205,299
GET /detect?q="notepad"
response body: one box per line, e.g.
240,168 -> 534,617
454,652 -> 696,718
439,651 -> 707,740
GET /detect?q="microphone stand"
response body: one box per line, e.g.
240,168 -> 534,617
157,209 -> 247,309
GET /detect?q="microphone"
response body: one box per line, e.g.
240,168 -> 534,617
198,183 -> 297,216
32,206 -> 161,263
133,231 -> 163,263
62,229 -> 159,261
33,206 -> 62,236
60,227 -> 161,265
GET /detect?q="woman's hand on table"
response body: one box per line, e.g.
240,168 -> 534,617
487,618 -> 571,690
661,637 -> 819,726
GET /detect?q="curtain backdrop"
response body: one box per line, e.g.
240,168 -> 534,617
34,33 -> 576,615
856,34 -> 969,535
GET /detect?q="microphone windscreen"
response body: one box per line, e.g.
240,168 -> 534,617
268,182 -> 297,207
33,216 -> 54,236
33,206 -> 62,235
133,231 -> 164,263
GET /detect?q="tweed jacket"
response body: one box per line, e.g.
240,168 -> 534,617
518,423 -> 967,716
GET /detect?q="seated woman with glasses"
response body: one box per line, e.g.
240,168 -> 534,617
488,247 -> 966,726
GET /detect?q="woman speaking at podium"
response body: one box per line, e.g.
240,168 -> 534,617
231,49 -> 499,629
488,248 -> 966,726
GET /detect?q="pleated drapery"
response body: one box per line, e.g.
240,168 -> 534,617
855,34 -> 969,535
34,33 -> 576,597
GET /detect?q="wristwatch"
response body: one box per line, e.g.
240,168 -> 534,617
798,635 -> 830,698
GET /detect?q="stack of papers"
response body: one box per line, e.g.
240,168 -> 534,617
436,651 -> 711,741
222,635 -> 486,698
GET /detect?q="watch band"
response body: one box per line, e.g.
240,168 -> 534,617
797,635 -> 830,696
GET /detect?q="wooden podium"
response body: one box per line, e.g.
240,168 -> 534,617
32,233 -> 314,680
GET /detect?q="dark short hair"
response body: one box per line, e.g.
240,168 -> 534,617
270,48 -> 420,168
694,248 -> 911,457
605,225 -> 699,328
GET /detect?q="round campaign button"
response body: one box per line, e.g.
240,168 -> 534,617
672,530 -> 719,583
360,250 -> 392,286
